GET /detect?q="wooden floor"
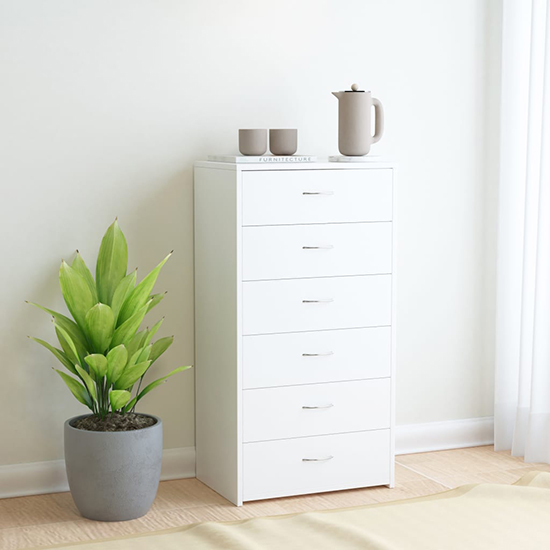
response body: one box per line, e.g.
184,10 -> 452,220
2,445 -> 550,549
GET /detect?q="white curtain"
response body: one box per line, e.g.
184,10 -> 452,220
495,0 -> 550,462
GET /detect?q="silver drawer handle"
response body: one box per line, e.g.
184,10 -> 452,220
302,352 -> 334,357
302,299 -> 334,304
302,456 -> 334,462
302,245 -> 334,250
302,191 -> 334,196
302,404 -> 334,410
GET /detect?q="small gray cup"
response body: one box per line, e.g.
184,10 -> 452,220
239,129 -> 267,156
269,129 -> 298,155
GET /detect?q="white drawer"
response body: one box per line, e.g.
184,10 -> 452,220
243,378 -> 390,443
243,430 -> 391,501
243,275 -> 391,335
243,222 -> 392,281
243,327 -> 391,389
242,169 -> 392,226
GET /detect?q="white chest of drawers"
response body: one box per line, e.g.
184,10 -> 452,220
194,160 -> 396,505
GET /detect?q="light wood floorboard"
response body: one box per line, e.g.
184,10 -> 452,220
1,445 -> 548,549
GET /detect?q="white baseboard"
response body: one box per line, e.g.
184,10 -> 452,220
0,459 -> 69,499
0,418 -> 494,499
396,417 -> 494,455
0,446 -> 196,499
160,446 -> 196,480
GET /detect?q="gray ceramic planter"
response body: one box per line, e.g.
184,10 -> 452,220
64,414 -> 162,522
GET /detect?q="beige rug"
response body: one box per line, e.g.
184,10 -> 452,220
38,472 -> 550,550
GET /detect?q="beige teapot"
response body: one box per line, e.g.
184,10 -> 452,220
332,83 -> 384,156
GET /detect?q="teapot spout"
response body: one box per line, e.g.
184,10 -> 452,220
332,91 -> 344,99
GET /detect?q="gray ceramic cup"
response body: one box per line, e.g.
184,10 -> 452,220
269,129 -> 298,155
239,129 -> 267,156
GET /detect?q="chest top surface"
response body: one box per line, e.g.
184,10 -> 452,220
194,159 -> 397,172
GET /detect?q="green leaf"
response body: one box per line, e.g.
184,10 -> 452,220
96,219 -> 128,306
133,366 -> 191,404
55,324 -> 82,368
125,330 -> 148,360
84,354 -> 107,379
146,292 -> 166,313
30,337 -> 77,374
127,347 -> 143,370
150,336 -> 173,363
75,365 -> 97,403
85,303 -> 114,353
109,390 -> 131,411
114,360 -> 151,390
55,370 -> 92,409
28,303 -> 90,354
110,301 -> 151,348
111,270 -> 136,325
121,345 -> 152,390
118,253 -> 171,324
137,344 -> 152,363
72,252 -> 98,304
106,344 -> 128,384
59,261 -> 95,331
144,318 -> 164,346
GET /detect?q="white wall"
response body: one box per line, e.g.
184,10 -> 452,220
0,0 -> 501,467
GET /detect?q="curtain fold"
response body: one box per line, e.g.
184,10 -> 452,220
495,0 -> 550,463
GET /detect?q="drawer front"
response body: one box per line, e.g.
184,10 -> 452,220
243,378 -> 390,442
243,430 -> 391,501
243,327 -> 391,389
243,222 -> 392,281
242,169 -> 392,226
243,275 -> 391,335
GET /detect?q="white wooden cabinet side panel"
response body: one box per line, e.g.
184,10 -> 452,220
243,275 -> 392,335
243,430 -> 391,501
243,222 -> 392,281
243,327 -> 391,389
194,167 -> 242,505
389,167 -> 397,487
242,169 -> 392,226
243,379 -> 391,442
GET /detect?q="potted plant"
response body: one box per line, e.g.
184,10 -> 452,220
29,220 -> 190,521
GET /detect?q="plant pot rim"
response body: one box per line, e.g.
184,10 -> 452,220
65,414 -> 162,434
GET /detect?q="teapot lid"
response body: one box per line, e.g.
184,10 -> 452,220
344,83 -> 365,93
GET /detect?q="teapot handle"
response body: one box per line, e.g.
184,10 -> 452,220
372,98 -> 384,144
